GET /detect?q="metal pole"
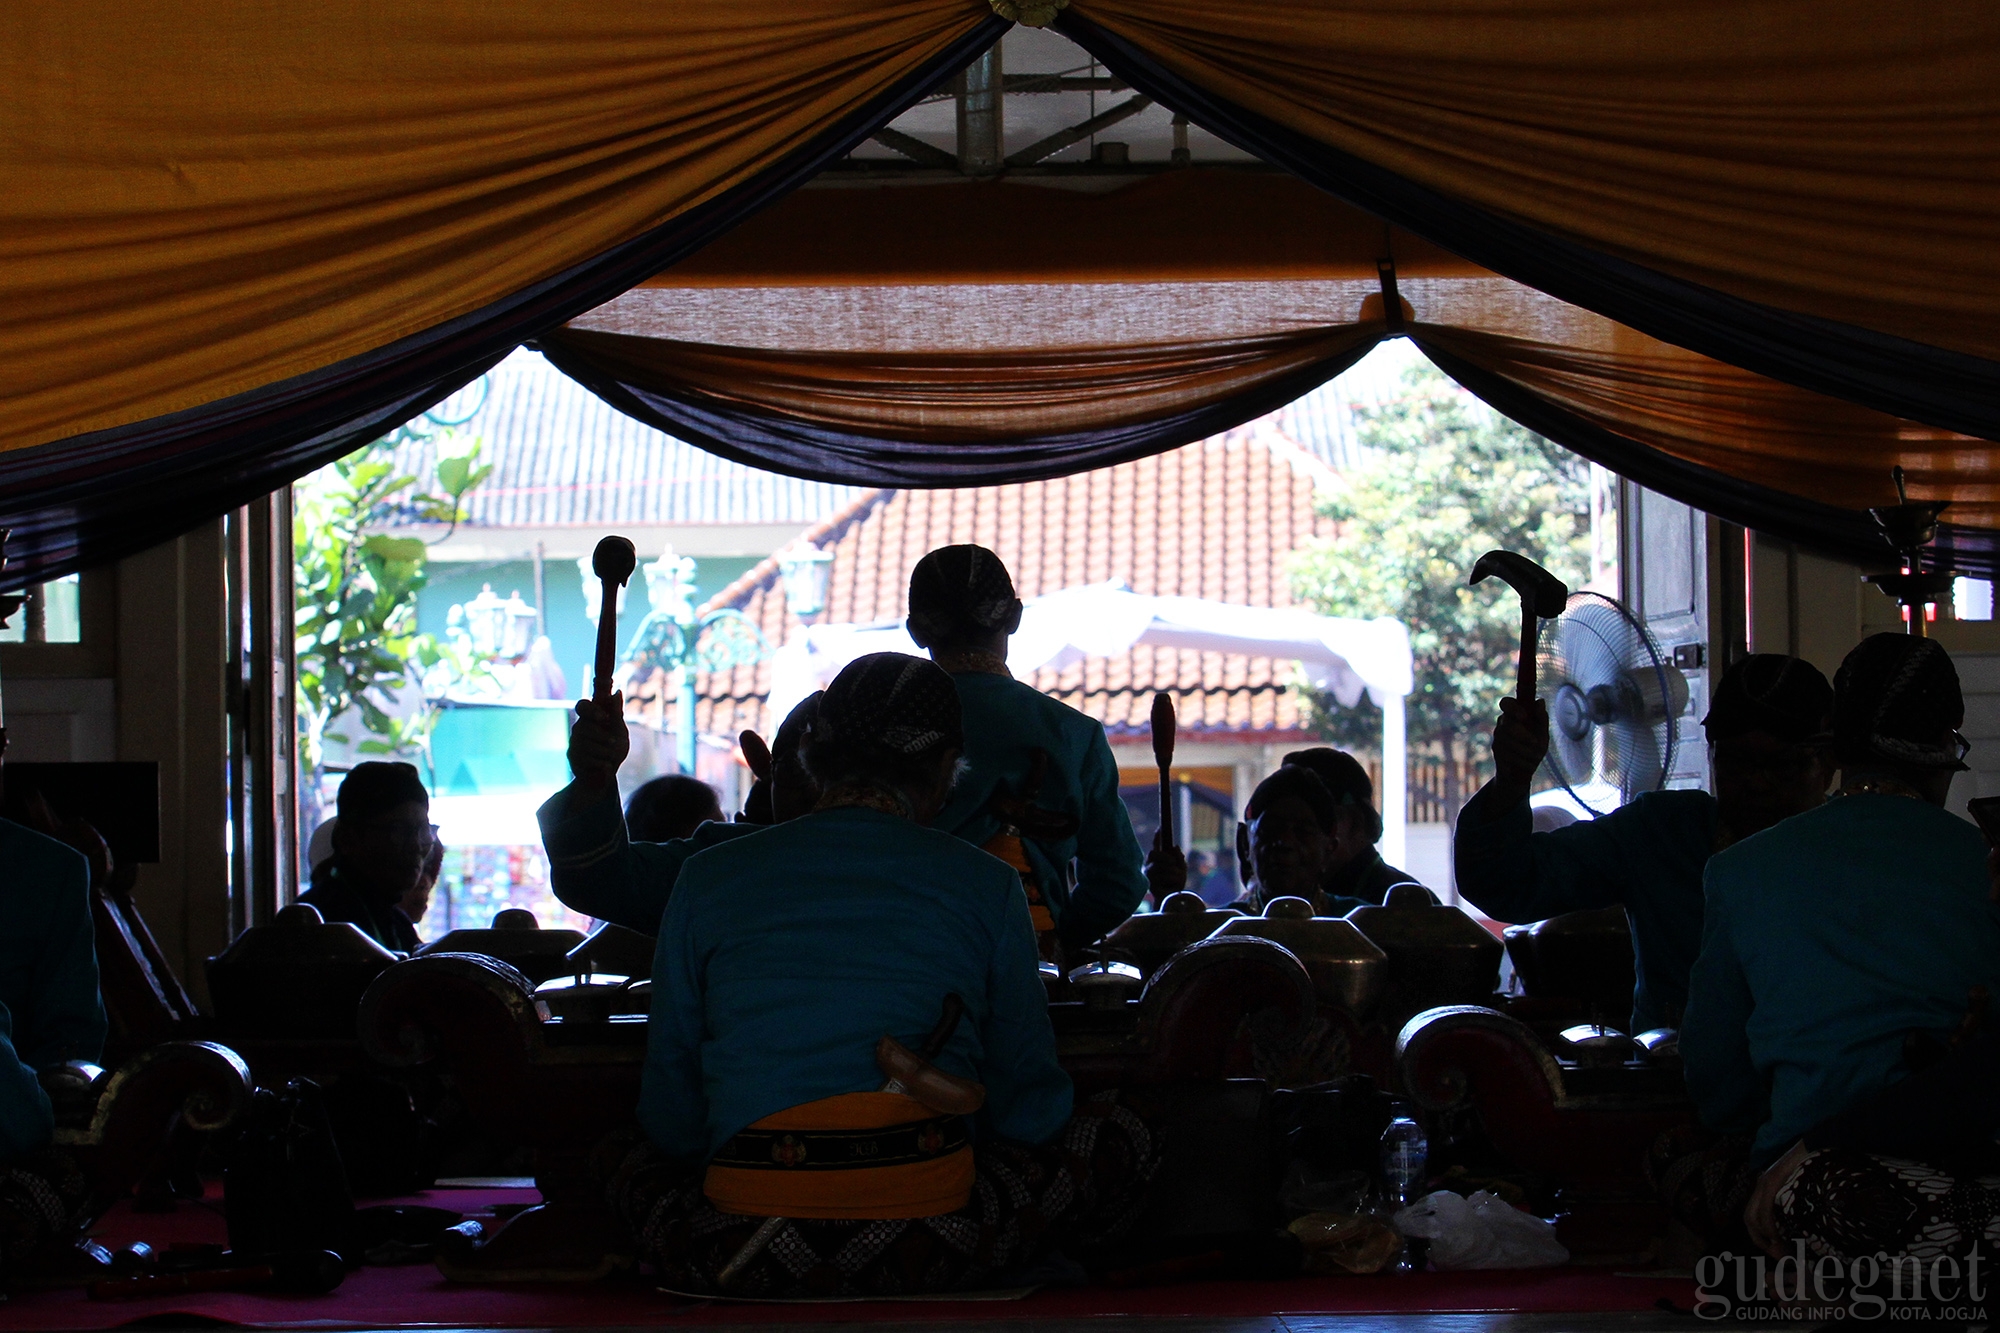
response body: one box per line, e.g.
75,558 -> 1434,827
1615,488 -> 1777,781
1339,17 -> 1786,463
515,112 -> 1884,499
532,540 -> 546,640
956,46 -> 1003,176
677,665 -> 697,775
1381,693 -> 1409,888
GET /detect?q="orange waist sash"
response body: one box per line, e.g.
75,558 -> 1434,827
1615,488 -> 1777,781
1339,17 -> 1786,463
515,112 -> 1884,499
982,831 -> 1056,932
702,1092 -> 973,1220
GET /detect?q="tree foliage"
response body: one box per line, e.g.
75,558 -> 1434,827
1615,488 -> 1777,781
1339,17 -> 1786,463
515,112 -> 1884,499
293,434 -> 490,780
1287,363 -> 1591,817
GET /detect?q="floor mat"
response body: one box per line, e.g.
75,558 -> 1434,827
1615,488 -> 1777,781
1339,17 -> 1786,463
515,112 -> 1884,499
0,1187 -> 1698,1329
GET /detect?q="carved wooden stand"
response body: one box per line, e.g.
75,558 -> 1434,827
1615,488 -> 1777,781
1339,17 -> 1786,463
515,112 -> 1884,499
359,937 -> 1320,1280
26,1041 -> 256,1283
359,952 -> 642,1281
1397,1005 -> 1692,1261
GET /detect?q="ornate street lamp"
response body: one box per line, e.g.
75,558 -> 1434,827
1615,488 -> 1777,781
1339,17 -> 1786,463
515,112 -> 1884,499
453,584 -> 537,662
620,549 -> 768,774
776,543 -> 835,621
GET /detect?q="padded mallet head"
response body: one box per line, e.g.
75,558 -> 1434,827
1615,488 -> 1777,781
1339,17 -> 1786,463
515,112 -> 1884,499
591,535 -> 637,588
1470,549 -> 1568,618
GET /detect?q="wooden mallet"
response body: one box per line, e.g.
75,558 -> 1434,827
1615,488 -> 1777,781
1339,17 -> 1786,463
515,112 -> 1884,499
739,729 -> 772,782
590,536 -> 637,703
1151,691 -> 1177,849
1469,549 -> 1568,702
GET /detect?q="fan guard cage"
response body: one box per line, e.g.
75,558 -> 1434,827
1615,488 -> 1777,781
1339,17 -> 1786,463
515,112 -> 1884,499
1534,591 -> 1682,816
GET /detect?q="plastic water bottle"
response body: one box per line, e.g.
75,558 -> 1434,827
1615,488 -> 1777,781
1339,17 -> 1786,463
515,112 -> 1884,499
1379,1115 -> 1429,1207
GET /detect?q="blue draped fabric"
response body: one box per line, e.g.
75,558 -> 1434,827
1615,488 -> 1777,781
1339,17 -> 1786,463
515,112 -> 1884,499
535,338 -> 1378,489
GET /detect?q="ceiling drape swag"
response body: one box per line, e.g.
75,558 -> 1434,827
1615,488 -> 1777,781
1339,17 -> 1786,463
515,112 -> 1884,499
534,173 -> 1998,571
0,3 -> 1004,583
5,2 -> 2000,586
1413,340 -> 1919,570
539,327 -> 1379,487
1,1 -> 994,453
1054,4 -> 2000,442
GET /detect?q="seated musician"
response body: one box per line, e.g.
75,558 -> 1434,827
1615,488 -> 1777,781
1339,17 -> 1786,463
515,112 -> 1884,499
539,693 -> 821,935
0,743 -> 100,1275
602,653 -> 1156,1297
1267,747 -> 1434,910
905,545 -> 1177,960
299,761 -> 433,952
0,996 -> 89,1280
1679,634 -> 2000,1262
1239,765 -> 1344,913
0,804 -> 106,1074
622,775 -> 724,843
1455,653 -> 1834,1033
401,827 -> 443,931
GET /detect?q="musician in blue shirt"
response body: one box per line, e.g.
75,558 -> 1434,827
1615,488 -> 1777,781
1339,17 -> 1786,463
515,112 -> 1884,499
1683,635 -> 2000,1262
602,654 -> 1157,1297
1456,654 -> 1836,1032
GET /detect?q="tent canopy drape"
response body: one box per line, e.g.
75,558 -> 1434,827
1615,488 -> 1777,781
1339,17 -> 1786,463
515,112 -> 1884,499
1065,0 -> 2000,364
3,2 -> 1998,585
1058,2 -> 2000,442
0,0 -> 993,455
0,3 -> 1004,584
537,171 -> 1992,568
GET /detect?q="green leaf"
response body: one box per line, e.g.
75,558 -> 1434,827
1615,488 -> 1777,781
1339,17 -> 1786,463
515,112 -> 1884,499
436,456 -> 470,496
361,535 -> 427,565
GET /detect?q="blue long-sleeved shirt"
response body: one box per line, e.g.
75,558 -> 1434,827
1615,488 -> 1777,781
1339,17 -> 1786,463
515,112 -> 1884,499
933,671 -> 1148,952
0,1000 -> 53,1160
0,818 -> 107,1070
1454,787 -> 1717,1033
1681,793 -> 2000,1167
538,783 -> 762,935
642,806 -> 1073,1160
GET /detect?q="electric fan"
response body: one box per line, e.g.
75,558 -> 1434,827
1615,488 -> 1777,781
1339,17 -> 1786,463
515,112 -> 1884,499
1534,592 -> 1689,815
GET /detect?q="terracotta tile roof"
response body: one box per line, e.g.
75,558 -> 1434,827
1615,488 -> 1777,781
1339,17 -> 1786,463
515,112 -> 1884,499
682,425 -> 1340,744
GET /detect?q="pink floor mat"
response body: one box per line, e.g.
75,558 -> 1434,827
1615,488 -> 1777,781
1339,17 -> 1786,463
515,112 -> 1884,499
0,1186 -> 1695,1329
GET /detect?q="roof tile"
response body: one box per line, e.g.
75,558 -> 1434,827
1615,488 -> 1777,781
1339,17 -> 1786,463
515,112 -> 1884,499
683,427 -> 1338,743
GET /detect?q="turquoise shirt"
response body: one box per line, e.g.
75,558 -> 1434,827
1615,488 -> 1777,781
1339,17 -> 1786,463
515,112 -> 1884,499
1455,787 -> 1717,1033
0,1000 -> 52,1160
0,818 -> 107,1070
642,806 -> 1073,1160
933,672 -> 1148,951
1682,794 -> 2000,1167
538,784 -> 762,934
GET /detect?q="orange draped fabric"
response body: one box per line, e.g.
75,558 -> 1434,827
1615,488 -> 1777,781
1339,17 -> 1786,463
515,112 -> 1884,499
1067,0 -> 2000,365
551,320 -> 1377,444
0,0 -> 989,453
6,0 -> 1998,575
545,173 -> 1993,526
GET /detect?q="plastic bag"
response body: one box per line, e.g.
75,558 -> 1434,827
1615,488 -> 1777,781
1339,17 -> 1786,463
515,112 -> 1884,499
1288,1211 -> 1403,1275
1392,1189 -> 1568,1270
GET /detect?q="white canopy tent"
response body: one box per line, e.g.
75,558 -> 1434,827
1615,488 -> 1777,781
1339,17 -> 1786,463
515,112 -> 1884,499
765,581 -> 1416,866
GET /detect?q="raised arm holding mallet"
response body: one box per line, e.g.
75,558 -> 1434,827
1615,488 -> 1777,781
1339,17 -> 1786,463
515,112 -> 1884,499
1469,550 -> 1567,811
566,536 -> 638,796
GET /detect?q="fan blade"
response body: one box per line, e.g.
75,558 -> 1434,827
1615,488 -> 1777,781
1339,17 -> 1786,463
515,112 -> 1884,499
1609,719 -> 1665,797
